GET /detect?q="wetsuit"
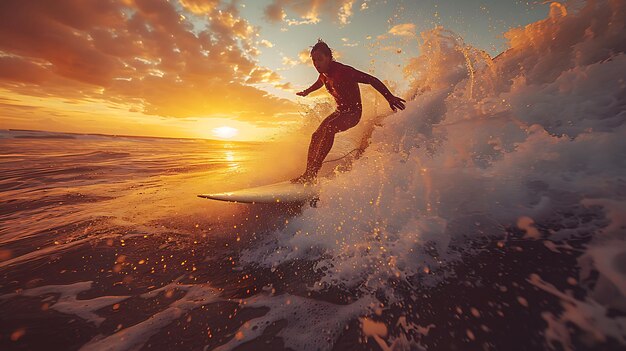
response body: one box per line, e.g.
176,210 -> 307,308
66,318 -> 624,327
302,61 -> 394,178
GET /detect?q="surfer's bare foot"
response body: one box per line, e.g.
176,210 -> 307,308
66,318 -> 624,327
290,173 -> 316,184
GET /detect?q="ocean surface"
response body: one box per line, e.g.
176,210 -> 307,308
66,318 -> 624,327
2,1 -> 626,350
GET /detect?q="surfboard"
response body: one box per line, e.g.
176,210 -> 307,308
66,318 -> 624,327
197,180 -> 320,204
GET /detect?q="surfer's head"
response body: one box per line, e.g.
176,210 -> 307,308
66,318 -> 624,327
311,39 -> 333,73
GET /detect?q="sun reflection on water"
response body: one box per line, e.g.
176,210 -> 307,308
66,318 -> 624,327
223,150 -> 239,169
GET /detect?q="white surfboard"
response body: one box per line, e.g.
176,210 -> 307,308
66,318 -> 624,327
197,180 -> 319,204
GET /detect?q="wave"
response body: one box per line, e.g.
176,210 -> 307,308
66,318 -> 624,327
241,1 -> 626,348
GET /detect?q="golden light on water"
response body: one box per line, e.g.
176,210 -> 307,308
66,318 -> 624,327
224,150 -> 239,169
212,126 -> 239,139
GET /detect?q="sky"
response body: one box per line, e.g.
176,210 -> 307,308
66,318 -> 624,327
0,0 -> 551,141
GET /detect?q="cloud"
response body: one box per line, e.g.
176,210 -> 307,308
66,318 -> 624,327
246,67 -> 282,84
178,0 -> 220,14
338,1 -> 355,25
0,1 -> 126,86
0,56 -> 52,84
388,23 -> 416,36
279,49 -> 312,68
264,1 -> 287,22
265,0 -> 356,26
298,49 -> 312,64
341,37 -> 358,47
0,0 -> 297,126
286,16 -> 321,26
260,39 -> 274,48
282,56 -> 299,67
274,82 -> 293,90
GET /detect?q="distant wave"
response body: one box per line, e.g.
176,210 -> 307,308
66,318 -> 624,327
14,135 -> 76,139
3,128 -> 245,143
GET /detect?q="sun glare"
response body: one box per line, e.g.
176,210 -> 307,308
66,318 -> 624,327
212,126 -> 238,139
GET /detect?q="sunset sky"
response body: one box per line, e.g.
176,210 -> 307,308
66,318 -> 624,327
0,0 -> 550,141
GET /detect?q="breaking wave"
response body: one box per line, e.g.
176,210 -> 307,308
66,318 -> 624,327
240,1 -> 626,349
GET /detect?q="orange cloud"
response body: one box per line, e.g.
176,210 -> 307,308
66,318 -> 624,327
178,0 -> 220,14
388,23 -> 416,36
299,49 -> 312,64
265,2 -> 287,22
0,0 -> 297,128
260,39 -> 275,48
265,0 -> 356,26
0,56 -> 51,84
274,82 -> 293,90
246,67 -> 282,84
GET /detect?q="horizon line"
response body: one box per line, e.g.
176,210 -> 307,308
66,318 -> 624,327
4,128 -> 262,143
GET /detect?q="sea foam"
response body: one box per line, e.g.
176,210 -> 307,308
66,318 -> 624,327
241,1 -> 626,348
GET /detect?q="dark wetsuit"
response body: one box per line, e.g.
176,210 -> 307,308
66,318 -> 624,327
303,61 -> 394,177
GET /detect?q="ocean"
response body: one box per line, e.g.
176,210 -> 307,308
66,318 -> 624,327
2,1 -> 626,350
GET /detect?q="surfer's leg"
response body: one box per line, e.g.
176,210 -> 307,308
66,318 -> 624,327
292,114 -> 336,183
304,125 -> 327,174
293,113 -> 338,182
307,127 -> 336,175
293,112 -> 341,183
293,111 -> 359,183
307,111 -> 360,176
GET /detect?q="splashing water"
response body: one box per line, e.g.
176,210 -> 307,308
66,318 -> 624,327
240,1 -> 626,349
2,2 -> 625,350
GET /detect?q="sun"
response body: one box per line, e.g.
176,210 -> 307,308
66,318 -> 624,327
212,126 -> 239,139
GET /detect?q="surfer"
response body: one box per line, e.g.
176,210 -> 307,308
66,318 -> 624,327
292,40 -> 406,183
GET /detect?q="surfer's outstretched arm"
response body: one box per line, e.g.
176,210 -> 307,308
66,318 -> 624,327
352,69 -> 406,111
297,76 -> 324,97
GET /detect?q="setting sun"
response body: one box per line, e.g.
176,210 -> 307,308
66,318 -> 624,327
212,126 -> 239,139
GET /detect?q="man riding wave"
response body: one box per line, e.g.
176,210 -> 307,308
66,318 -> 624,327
292,40 -> 406,183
